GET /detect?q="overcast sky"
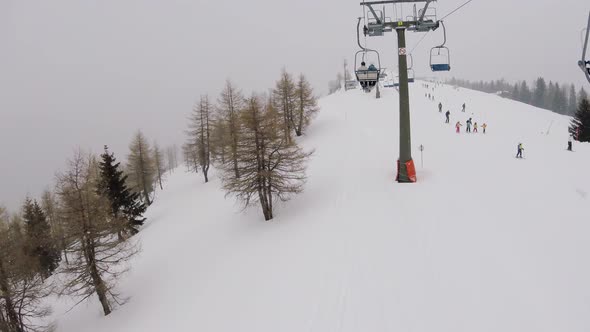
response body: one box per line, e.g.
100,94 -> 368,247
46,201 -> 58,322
1,0 -> 588,210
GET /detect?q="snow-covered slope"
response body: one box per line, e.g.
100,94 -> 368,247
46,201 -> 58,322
52,82 -> 590,332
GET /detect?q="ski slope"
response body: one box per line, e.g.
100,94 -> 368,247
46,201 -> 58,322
51,82 -> 590,332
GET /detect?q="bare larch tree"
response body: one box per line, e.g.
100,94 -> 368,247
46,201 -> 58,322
152,141 -> 165,191
56,151 -> 138,316
273,69 -> 297,142
221,94 -> 311,221
187,95 -> 213,183
217,80 -> 244,179
293,74 -> 319,136
126,130 -> 155,205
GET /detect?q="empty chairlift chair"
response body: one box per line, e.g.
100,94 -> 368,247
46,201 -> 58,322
430,21 -> 451,72
430,46 -> 451,71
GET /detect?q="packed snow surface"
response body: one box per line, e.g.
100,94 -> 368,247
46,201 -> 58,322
52,82 -> 590,331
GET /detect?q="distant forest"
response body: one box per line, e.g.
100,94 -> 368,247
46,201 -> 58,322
447,77 -> 588,117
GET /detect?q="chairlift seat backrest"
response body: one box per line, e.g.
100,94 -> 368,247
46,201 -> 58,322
431,64 -> 451,72
356,70 -> 380,81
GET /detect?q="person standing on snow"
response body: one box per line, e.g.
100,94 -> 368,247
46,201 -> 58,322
567,135 -> 573,151
438,102 -> 442,113
462,103 -> 466,112
465,118 -> 472,133
455,121 -> 462,133
473,122 -> 478,133
516,143 -> 524,158
481,123 -> 487,134
445,110 -> 450,123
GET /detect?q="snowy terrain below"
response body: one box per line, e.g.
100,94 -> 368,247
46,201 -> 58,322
51,82 -> 590,332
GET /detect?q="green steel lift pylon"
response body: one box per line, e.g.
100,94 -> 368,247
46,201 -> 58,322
360,0 -> 440,183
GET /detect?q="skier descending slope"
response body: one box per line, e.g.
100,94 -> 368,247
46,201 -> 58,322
445,110 -> 450,123
438,102 -> 443,113
516,143 -> 524,158
466,118 -> 472,133
455,121 -> 462,133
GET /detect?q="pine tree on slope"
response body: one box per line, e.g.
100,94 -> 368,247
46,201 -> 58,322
569,98 -> 590,142
568,84 -> 577,116
22,198 -> 61,277
98,145 -> 146,238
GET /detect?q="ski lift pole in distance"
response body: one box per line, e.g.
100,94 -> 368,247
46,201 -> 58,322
419,144 -> 424,168
407,53 -> 416,82
579,11 -> 590,83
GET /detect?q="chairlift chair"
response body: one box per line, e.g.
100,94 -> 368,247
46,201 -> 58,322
355,17 -> 381,92
430,21 -> 451,72
579,11 -> 590,83
355,51 -> 381,92
408,68 -> 416,83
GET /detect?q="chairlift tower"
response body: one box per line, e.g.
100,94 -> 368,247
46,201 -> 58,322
360,0 -> 440,183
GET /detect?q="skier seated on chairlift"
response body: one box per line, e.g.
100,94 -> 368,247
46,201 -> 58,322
358,61 -> 368,71
358,62 -> 368,89
366,64 -> 378,87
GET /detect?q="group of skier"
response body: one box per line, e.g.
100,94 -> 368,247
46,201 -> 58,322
455,117 -> 486,134
421,82 -> 577,160
437,102 -> 487,134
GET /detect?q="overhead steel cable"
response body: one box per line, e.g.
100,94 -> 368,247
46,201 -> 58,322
440,0 -> 474,20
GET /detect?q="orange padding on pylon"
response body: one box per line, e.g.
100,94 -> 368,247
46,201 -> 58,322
405,160 -> 417,182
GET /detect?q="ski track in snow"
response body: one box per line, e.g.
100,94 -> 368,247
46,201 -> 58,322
48,82 -> 590,332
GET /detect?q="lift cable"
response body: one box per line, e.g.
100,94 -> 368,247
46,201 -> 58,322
440,0 -> 475,21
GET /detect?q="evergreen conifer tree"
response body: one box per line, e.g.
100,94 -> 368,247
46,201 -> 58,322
22,198 -> 61,277
520,81 -> 532,104
511,84 -> 519,101
568,84 -> 577,115
98,146 -> 146,237
569,98 -> 590,142
532,77 -> 547,108
580,87 -> 588,102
